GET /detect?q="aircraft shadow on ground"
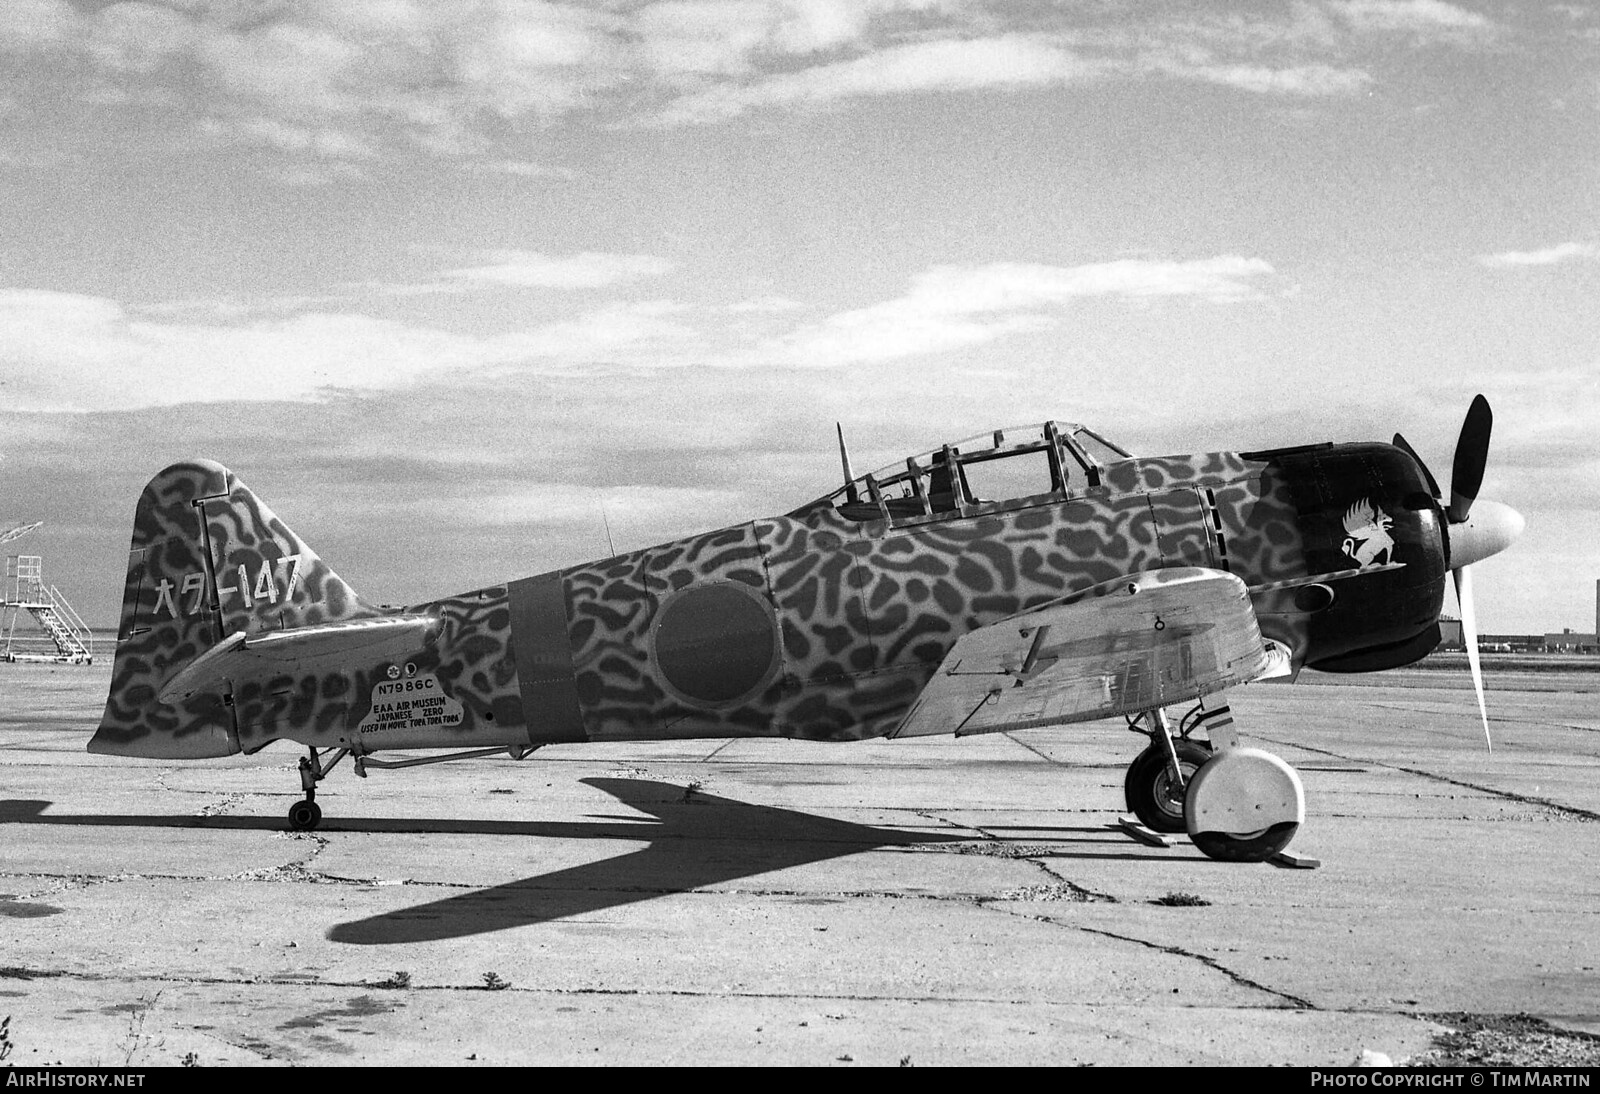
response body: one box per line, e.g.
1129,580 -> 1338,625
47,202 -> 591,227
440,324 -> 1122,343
1,778 -> 1161,945
327,777 -> 969,945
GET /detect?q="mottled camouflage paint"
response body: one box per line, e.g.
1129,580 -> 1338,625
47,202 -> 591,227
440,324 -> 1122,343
92,462 -> 526,757
94,461 -> 379,758
95,427 -> 1441,758
555,445 -> 1307,743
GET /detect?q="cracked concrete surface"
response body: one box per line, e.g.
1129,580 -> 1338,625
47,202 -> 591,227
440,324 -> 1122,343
2,661 -> 1597,1065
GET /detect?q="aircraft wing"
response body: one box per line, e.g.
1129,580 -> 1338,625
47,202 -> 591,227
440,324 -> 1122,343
889,567 -> 1281,739
158,615 -> 437,703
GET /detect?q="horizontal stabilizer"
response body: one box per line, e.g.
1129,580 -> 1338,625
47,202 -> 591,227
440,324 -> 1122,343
158,615 -> 437,704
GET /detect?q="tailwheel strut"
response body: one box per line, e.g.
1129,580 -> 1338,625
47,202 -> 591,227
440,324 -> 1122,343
288,746 -> 350,831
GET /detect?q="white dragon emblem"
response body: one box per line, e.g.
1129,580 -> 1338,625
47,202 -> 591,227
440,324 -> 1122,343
1341,498 -> 1395,566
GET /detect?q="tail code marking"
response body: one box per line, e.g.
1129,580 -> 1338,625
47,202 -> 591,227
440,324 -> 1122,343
151,555 -> 305,618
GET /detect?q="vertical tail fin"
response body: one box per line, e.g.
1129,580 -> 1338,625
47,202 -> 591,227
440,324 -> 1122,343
92,461 -> 377,758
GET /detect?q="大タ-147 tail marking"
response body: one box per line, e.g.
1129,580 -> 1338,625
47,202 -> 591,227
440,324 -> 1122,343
91,400 -> 1523,862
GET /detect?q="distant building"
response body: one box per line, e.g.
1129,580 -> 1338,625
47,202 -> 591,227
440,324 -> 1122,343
1439,616 -> 1462,648
1543,628 -> 1598,653
1425,589 -> 1600,656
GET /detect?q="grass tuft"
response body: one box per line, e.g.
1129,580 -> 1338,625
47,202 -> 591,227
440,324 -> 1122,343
1150,891 -> 1211,907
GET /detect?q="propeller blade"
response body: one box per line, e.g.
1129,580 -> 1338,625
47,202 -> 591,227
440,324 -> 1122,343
1392,433 -> 1441,498
1453,565 -> 1492,751
1447,395 -> 1493,523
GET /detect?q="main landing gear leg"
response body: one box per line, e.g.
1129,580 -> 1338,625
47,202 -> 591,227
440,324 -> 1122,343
1123,708 -> 1210,835
288,747 -> 350,831
1122,698 -> 1306,863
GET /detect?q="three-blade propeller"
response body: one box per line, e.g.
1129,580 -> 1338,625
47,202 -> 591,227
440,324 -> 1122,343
1393,395 -> 1524,751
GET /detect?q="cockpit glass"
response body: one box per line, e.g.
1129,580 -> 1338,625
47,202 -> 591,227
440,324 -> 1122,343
1072,427 -> 1132,463
807,421 -> 1126,525
961,448 -> 1056,505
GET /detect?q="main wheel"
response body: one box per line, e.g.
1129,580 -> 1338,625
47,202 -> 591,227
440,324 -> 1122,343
1124,740 -> 1212,833
1190,822 -> 1298,863
287,799 -> 322,831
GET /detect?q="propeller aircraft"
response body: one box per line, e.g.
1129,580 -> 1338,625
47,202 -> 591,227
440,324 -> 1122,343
90,399 -> 1522,862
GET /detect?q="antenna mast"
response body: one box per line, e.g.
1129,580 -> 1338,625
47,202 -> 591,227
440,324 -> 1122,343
836,423 -> 859,503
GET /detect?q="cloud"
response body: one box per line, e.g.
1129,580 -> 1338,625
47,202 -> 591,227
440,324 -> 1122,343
1475,242 -> 1600,268
1329,0 -> 1492,35
914,256 -> 1277,307
134,293 -> 357,321
0,254 -> 1278,411
775,256 -> 1276,365
653,33 -> 1096,125
635,0 -> 877,77
1435,367 -> 1600,519
0,289 -> 479,413
6,1 -> 629,155
223,117 -> 377,160
0,289 -> 704,413
86,2 -> 201,74
268,160 -> 368,187
0,0 -> 1509,156
0,0 -> 81,52
493,300 -> 702,359
439,250 -> 675,289
1142,59 -> 1371,97
465,483 -> 744,527
470,160 -> 577,180
725,295 -> 807,314
145,251 -> 677,311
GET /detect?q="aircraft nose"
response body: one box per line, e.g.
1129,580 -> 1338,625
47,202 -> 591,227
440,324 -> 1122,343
1448,498 -> 1525,569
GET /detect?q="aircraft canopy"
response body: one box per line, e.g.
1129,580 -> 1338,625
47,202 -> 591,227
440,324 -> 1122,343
795,421 -> 1132,527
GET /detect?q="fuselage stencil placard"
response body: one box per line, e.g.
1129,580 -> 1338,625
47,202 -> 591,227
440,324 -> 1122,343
357,674 -> 464,736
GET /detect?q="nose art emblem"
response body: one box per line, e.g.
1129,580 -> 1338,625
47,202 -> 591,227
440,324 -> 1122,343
1341,498 -> 1395,566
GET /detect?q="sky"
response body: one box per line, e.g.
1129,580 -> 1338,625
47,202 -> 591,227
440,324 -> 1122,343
1,0 -> 1596,635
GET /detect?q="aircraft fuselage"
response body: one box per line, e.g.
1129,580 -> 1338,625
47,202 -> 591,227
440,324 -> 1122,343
91,438 -> 1445,759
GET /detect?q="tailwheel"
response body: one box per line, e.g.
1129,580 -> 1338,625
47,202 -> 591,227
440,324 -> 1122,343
287,746 -> 349,832
1123,740 -> 1212,834
1190,823 -> 1298,864
287,799 -> 322,831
